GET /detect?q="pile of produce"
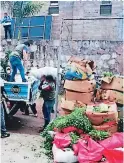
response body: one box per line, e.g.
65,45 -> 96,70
41,107 -> 109,156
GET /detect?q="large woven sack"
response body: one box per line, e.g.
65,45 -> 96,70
65,90 -> 94,104
101,76 -> 124,92
30,66 -> 63,80
64,80 -> 96,93
86,102 -> 118,125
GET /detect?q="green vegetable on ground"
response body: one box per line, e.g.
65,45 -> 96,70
41,107 -> 109,156
89,130 -> 109,140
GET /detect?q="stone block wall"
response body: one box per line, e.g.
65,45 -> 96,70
1,39 -> 123,75
1,1 -> 123,75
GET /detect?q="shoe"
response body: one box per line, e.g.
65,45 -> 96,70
38,128 -> 45,133
33,114 -> 38,117
1,132 -> 10,138
22,113 -> 29,116
38,126 -> 47,133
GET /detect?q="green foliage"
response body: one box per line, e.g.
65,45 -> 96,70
41,107 -> 109,155
103,71 -> 113,77
89,130 -> 109,140
13,1 -> 43,19
1,50 -> 12,72
2,1 -> 43,40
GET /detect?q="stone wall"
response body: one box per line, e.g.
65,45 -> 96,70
1,1 -> 123,75
1,39 -> 123,75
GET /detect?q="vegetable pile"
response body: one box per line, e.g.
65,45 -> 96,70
93,103 -> 109,113
103,71 -> 113,77
41,107 -> 109,155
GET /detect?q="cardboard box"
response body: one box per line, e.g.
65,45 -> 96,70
64,80 -> 96,93
109,90 -> 124,105
65,90 -> 94,104
97,89 -> 124,105
61,99 -> 76,111
101,76 -> 124,92
69,56 -> 96,72
93,123 -> 118,135
61,98 -> 86,111
86,102 -> 118,125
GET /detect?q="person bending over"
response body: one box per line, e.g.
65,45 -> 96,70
39,75 -> 56,132
9,41 -> 32,82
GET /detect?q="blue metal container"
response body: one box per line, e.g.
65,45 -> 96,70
4,80 -> 40,103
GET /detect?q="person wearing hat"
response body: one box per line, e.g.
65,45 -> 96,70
9,41 -> 32,82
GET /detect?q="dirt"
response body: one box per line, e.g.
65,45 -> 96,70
1,133 -> 53,163
1,99 -> 54,163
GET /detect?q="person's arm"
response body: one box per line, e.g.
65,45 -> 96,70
23,46 -> 29,66
0,17 -> 6,24
42,82 -> 55,91
1,86 -> 7,99
7,16 -> 12,22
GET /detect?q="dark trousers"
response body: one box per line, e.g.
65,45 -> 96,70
25,103 -> 37,115
4,25 -> 12,39
1,103 -> 7,134
42,99 -> 55,127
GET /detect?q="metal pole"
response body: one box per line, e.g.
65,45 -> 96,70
54,19 -> 64,119
54,46 -> 61,119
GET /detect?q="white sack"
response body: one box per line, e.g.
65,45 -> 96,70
30,66 -> 63,80
52,144 -> 78,163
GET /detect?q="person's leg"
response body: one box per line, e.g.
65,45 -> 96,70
42,101 -> 49,127
46,100 -> 55,122
9,57 -> 17,82
24,104 -> 29,115
16,58 -> 27,82
30,103 -> 37,115
4,26 -> 8,39
8,25 -> 12,39
1,103 -> 10,138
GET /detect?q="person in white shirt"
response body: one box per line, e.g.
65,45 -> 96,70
1,13 -> 12,40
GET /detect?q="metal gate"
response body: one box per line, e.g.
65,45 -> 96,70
11,16 -> 52,40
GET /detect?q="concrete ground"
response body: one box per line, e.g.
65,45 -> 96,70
1,99 -> 54,163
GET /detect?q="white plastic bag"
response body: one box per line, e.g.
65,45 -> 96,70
52,144 -> 78,163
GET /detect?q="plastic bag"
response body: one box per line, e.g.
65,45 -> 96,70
52,144 -> 78,163
78,136 -> 104,163
103,149 -> 123,163
53,133 -> 71,149
65,67 -> 88,80
99,132 -> 123,149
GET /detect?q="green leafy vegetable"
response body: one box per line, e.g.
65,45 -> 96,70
89,130 -> 109,140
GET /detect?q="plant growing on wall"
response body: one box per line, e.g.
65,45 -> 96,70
1,1 -> 43,40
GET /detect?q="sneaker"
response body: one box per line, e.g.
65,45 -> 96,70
1,132 -> 10,138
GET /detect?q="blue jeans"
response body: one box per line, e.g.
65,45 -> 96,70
42,99 -> 55,127
0,103 -> 7,134
9,55 -> 26,82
